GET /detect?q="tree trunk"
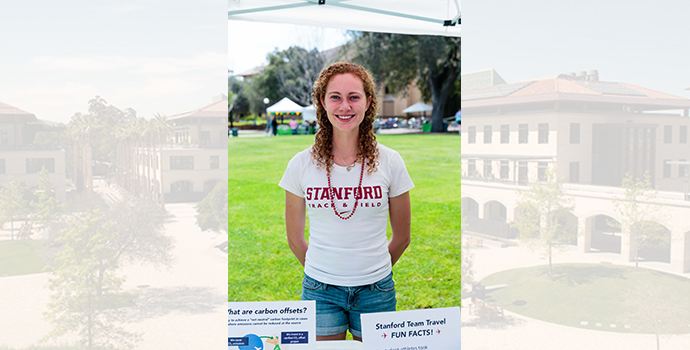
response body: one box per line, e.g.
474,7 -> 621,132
656,332 -> 660,350
429,65 -> 459,132
548,244 -> 553,275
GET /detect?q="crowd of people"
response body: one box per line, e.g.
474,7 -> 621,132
264,116 -> 318,136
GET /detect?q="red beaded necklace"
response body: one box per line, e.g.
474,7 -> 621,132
327,158 -> 365,220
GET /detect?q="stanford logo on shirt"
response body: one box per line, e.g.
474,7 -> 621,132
305,186 -> 383,201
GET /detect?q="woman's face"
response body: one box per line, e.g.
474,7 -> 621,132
321,73 -> 371,135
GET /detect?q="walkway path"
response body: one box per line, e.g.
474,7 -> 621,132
462,238 -> 690,349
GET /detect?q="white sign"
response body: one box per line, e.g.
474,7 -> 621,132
361,307 -> 460,350
228,300 -> 316,350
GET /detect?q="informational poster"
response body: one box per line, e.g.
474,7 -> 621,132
360,307 -> 461,350
228,301 -> 316,350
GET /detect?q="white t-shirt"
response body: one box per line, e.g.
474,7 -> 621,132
279,144 -> 414,286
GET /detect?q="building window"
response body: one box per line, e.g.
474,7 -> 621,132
0,130 -> 7,145
210,155 -> 219,169
483,125 -> 492,144
201,131 -> 211,144
538,123 -> 549,144
500,160 -> 509,179
680,159 -> 688,178
170,156 -> 194,170
0,159 -> 4,174
570,123 -> 580,144
26,158 -> 55,173
467,159 -> 476,177
518,161 -> 528,185
681,125 -> 688,144
663,160 -> 671,178
500,125 -> 509,144
468,126 -> 476,144
519,124 -> 528,144
664,125 -> 672,143
483,159 -> 492,178
570,162 -> 580,183
538,162 -> 548,181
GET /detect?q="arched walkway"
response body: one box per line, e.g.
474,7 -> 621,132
461,197 -> 479,218
589,215 -> 621,254
171,180 -> 193,193
636,221 -> 671,263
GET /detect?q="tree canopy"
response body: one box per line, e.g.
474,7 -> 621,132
196,181 -> 228,234
348,32 -> 461,132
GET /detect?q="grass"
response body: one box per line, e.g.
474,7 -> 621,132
481,263 -> 690,334
0,240 -> 53,276
228,134 -> 461,310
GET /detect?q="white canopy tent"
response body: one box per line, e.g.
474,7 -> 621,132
228,0 -> 460,37
402,102 -> 433,114
301,105 -> 317,122
266,97 -> 305,114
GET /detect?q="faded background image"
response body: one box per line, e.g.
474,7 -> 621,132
462,1 -> 690,349
0,1 -> 228,350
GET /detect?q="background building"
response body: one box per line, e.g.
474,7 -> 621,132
0,101 -> 66,201
461,69 -> 690,273
131,96 -> 227,203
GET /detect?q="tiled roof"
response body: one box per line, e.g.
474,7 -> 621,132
0,101 -> 34,116
168,98 -> 227,121
462,73 -> 690,110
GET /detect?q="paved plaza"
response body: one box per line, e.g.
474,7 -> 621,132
462,238 -> 690,350
0,183 -> 228,349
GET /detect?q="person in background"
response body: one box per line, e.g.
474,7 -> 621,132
289,116 -> 299,135
272,116 -> 278,136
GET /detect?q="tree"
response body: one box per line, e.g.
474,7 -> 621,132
612,173 -> 668,268
0,177 -> 30,240
196,181 -> 228,234
348,33 -> 460,132
259,46 -> 325,107
512,169 -> 575,275
460,215 -> 474,292
45,195 -> 172,348
243,46 -> 326,119
45,211 -> 141,349
620,282 -> 690,350
30,167 -> 64,240
105,194 -> 174,267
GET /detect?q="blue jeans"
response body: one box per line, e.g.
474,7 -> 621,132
301,272 -> 397,338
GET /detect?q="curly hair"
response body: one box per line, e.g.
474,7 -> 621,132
310,62 -> 379,174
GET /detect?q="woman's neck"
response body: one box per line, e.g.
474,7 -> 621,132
332,129 -> 359,159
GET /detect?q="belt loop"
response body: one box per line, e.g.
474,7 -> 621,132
323,283 -> 328,291
370,283 -> 375,291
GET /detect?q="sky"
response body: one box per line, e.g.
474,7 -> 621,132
462,0 -> 690,99
228,21 -> 349,76
0,0 -> 227,124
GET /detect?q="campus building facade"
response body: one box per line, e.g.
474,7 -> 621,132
0,101 -> 66,201
131,96 -> 227,203
461,69 -> 690,273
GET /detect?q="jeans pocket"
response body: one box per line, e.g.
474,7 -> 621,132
373,273 -> 395,292
302,274 -> 324,290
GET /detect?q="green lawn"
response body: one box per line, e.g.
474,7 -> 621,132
0,240 -> 53,276
481,263 -> 690,334
228,134 -> 461,310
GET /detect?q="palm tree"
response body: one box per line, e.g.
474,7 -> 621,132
66,113 -> 98,195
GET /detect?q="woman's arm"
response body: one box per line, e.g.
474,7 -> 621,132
285,190 -> 308,266
388,191 -> 411,266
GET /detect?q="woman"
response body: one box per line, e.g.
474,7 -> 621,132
279,62 -> 414,341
